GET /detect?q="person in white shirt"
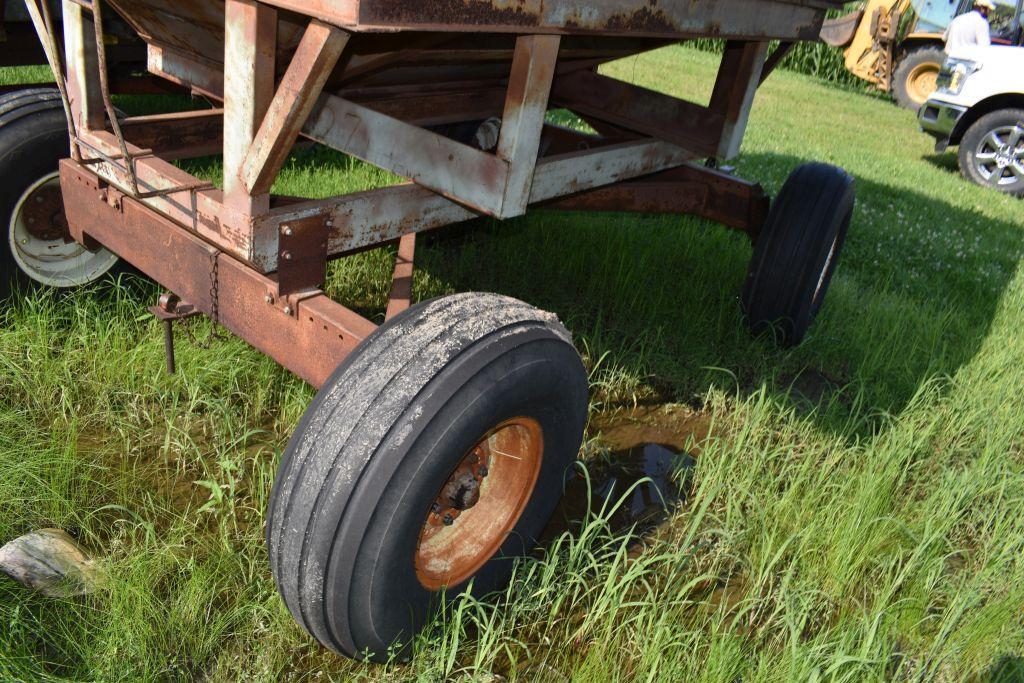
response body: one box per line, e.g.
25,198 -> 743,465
944,0 -> 995,53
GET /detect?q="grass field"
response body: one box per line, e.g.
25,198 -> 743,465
2,44 -> 1024,681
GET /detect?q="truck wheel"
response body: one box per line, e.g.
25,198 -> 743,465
267,293 -> 588,661
957,109 -> 1024,197
892,46 -> 945,111
742,163 -> 855,347
0,88 -> 120,301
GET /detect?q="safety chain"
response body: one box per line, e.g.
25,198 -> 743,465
179,251 -> 228,349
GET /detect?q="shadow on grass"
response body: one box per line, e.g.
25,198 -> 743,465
414,151 -> 1024,437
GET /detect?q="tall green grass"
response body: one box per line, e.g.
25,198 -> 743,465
2,45 -> 1024,681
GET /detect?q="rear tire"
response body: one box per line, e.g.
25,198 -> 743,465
892,46 -> 945,111
742,163 -> 855,347
0,88 -> 120,301
957,109 -> 1024,197
266,293 -> 588,661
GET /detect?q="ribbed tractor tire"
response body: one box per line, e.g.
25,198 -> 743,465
0,88 -> 121,301
741,163 -> 855,347
266,293 -> 589,662
892,46 -> 945,111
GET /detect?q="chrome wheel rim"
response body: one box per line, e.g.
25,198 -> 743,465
8,172 -> 119,287
974,125 -> 1024,188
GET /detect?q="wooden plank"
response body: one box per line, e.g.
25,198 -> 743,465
241,21 -> 349,195
302,93 -> 510,215
709,40 -> 769,160
530,138 -> 695,203
495,34 -> 560,219
62,0 -> 103,131
223,0 -> 277,213
551,70 -> 724,158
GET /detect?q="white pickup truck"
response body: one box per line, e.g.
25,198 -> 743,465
918,45 -> 1024,196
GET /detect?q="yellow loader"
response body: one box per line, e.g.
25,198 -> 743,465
821,0 -> 1023,110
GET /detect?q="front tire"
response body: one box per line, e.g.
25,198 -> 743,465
892,46 -> 945,111
0,88 -> 120,301
957,109 -> 1024,197
266,293 -> 588,661
742,163 -> 855,347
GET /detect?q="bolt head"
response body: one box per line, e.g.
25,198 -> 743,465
442,513 -> 454,526
281,225 -> 293,236
281,251 -> 293,261
282,305 -> 293,315
264,294 -> 274,304
477,465 -> 489,478
325,220 -> 334,228
21,238 -> 28,245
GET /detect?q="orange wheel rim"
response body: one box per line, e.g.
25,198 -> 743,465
415,417 -> 543,590
907,63 -> 939,104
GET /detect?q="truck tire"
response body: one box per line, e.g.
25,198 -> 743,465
957,109 -> 1024,197
892,46 -> 945,111
0,88 -> 120,301
267,293 -> 588,662
742,163 -> 855,347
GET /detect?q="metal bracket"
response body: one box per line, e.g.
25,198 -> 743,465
276,214 -> 329,296
148,293 -> 200,374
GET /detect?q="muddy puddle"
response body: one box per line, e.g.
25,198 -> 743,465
539,404 -> 710,544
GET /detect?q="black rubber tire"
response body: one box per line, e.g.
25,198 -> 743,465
892,46 -> 945,111
742,163 -> 855,347
957,109 -> 1024,197
266,293 -> 589,662
0,88 -> 121,301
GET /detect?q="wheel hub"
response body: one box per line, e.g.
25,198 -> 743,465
415,417 -> 543,590
21,181 -> 68,242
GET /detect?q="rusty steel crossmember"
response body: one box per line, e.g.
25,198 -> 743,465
29,0 -> 842,384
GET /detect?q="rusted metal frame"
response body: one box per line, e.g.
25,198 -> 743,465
119,110 -> 224,161
60,159 -> 377,389
495,34 -> 561,219
240,21 -> 350,196
301,93 -> 511,215
72,127 -> 257,264
708,40 -> 770,160
24,0 -> 82,159
258,0 -> 835,40
541,162 -> 770,239
223,0 -> 277,215
385,233 -> 416,320
550,69 -> 725,158
253,136 -> 696,259
759,41 -> 795,85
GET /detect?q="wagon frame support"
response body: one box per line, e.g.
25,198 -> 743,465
33,0 -> 788,386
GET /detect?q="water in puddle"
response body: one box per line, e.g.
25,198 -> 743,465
541,442 -> 696,543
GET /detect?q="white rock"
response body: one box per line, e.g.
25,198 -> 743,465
0,528 -> 100,597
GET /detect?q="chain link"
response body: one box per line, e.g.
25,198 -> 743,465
179,250 -> 228,350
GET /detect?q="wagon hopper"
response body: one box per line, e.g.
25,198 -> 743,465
12,0 -> 855,661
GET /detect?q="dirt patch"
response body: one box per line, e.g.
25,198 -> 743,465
589,403 -> 712,453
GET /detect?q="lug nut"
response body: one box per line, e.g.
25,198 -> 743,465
477,465 -> 489,477
431,502 -> 442,514
442,513 -> 454,526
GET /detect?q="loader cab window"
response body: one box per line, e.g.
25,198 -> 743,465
989,0 -> 1023,43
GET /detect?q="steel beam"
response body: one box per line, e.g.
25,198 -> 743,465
60,160 -> 376,389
